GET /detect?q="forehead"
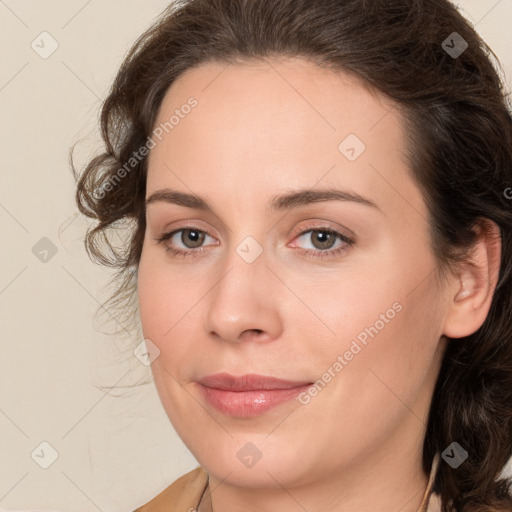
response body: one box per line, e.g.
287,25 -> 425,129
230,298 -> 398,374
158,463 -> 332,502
146,57 -> 424,221
150,57 -> 398,155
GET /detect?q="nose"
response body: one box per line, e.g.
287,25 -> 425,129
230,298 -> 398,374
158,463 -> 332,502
204,248 -> 283,345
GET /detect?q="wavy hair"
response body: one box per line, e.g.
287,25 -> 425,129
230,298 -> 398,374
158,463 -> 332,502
72,0 -> 512,510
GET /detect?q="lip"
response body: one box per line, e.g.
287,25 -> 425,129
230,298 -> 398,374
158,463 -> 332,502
197,373 -> 313,417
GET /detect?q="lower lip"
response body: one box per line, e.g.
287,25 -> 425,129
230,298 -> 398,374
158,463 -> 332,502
198,383 -> 312,417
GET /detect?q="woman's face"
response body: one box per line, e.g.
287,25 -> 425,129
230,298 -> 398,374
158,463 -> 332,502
137,57 -> 450,490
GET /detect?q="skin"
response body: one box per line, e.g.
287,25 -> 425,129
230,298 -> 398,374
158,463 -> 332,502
137,56 -> 501,512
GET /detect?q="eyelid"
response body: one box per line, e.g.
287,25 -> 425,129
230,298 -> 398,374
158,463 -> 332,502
154,225 -> 218,248
289,219 -> 355,242
298,219 -> 351,234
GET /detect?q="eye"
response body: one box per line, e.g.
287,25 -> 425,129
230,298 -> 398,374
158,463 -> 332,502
291,227 -> 354,259
154,227 -> 216,257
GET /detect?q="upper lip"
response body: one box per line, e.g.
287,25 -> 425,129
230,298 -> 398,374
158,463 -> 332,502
198,372 -> 313,391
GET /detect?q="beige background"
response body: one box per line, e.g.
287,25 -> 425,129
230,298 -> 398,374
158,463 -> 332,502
1,1 -> 511,510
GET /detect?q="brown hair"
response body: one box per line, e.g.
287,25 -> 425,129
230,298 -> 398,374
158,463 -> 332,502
72,0 -> 512,510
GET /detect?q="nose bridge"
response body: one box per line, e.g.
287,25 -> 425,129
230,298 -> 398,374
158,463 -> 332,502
204,236 -> 282,343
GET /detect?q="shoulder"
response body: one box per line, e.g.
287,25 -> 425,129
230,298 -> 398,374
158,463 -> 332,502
132,466 -> 208,512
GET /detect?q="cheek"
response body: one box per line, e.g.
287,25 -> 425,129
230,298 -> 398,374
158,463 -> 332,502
137,252 -> 186,353
137,249 -> 213,387
137,260 -> 166,337
309,251 -> 442,405
295,289 -> 440,465
136,256 -> 195,415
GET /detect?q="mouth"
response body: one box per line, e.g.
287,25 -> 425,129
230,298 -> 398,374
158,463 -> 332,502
196,372 -> 314,417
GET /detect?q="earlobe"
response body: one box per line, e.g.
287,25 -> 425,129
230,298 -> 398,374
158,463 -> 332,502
442,218 -> 501,339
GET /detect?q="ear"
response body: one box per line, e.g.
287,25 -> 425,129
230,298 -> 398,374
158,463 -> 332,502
442,218 -> 502,339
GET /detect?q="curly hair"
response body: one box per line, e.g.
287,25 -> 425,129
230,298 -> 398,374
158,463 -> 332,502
72,0 -> 512,510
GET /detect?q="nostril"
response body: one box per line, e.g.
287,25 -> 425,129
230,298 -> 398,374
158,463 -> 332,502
244,329 -> 264,337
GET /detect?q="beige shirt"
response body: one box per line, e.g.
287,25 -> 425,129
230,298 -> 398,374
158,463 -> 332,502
133,452 -> 442,512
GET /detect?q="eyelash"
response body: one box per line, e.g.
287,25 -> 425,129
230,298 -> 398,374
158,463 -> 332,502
154,224 -> 355,260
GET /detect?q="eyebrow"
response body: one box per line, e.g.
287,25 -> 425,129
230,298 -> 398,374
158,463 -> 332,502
145,187 -> 382,213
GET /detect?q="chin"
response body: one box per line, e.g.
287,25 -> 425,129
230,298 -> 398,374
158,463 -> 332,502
191,435 -> 323,489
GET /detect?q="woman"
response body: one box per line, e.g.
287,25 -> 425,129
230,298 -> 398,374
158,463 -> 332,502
73,0 -> 512,510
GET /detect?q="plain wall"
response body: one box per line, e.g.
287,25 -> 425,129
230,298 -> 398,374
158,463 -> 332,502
1,1 -> 511,510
